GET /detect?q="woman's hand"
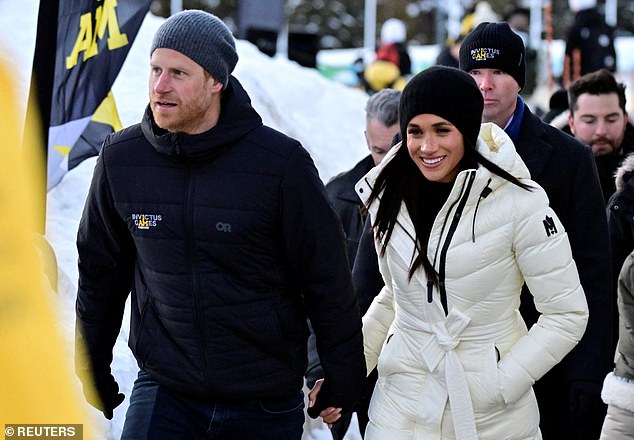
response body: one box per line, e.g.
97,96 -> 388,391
308,379 -> 343,428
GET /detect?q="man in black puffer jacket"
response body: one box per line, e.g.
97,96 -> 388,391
74,10 -> 365,440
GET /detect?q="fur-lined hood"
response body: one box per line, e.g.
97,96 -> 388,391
616,153 -> 634,192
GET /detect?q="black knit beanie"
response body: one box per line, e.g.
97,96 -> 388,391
459,22 -> 526,90
399,66 -> 483,149
151,10 -> 238,88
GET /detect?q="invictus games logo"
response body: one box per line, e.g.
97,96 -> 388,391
132,213 -> 162,230
470,47 -> 500,61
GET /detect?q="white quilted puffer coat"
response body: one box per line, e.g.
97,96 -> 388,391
355,123 -> 589,440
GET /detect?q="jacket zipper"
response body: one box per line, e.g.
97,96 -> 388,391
428,174 -> 469,305
182,146 -> 211,392
437,171 -> 476,315
472,179 -> 493,242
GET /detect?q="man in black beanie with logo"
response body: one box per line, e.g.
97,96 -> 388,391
460,22 -> 613,440
74,10 -> 365,439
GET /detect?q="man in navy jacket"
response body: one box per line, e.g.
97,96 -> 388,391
74,10 -> 365,439
459,22 -> 613,439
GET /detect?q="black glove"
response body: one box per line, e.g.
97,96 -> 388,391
82,372 -> 125,420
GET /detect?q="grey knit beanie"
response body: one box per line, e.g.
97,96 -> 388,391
151,10 -> 238,88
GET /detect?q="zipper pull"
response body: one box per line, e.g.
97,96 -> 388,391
171,133 -> 181,155
427,280 -> 433,303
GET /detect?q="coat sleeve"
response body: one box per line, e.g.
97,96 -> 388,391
608,197 -> 634,298
497,192 -> 589,404
361,220 -> 395,374
280,146 -> 366,417
75,146 -> 135,381
563,145 -> 614,383
352,217 -> 385,315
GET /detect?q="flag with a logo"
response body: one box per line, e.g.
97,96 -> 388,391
47,0 -> 150,189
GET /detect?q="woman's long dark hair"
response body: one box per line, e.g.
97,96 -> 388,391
366,137 -> 531,285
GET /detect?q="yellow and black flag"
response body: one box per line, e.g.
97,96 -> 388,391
33,0 -> 150,189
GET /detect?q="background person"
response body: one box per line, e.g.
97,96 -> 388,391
459,22 -> 613,439
376,18 -> 411,78
563,0 -> 617,88
567,68 -> 634,203
599,250 -> 634,439
608,154 -> 634,322
325,88 -> 401,268
361,18 -> 411,95
314,88 -> 400,440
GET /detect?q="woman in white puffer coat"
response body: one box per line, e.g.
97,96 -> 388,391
347,66 -> 589,439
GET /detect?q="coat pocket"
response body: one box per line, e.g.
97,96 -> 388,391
377,333 -> 399,377
376,332 -> 417,378
465,342 -> 505,414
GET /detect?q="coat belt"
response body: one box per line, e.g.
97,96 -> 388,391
397,308 -> 478,440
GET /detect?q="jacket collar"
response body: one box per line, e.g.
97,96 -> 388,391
141,76 -> 263,159
335,155 -> 375,203
615,129 -> 634,192
512,105 -> 554,180
504,96 -> 525,142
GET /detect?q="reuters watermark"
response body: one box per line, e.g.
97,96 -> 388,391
3,425 -> 82,440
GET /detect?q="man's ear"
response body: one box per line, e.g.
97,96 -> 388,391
211,80 -> 224,93
568,114 -> 575,135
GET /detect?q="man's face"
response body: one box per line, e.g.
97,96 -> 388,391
569,93 -> 628,157
149,48 -> 223,134
467,68 -> 521,128
365,119 -> 399,165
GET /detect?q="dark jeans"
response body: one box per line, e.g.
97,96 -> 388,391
121,370 -> 305,440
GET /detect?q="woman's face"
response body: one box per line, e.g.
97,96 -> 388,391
406,113 -> 465,183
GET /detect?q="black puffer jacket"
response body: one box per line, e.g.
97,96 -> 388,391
76,76 -> 365,413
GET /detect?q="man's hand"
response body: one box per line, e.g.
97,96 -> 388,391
81,372 -> 124,420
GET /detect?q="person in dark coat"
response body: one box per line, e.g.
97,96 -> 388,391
325,88 -> 401,268
74,11 -> 365,439
458,22 -> 613,440
564,67 -> 634,399
435,35 -> 462,69
566,69 -> 634,204
563,0 -> 617,88
305,88 -> 400,439
608,153 -> 634,319
602,157 -> 634,439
